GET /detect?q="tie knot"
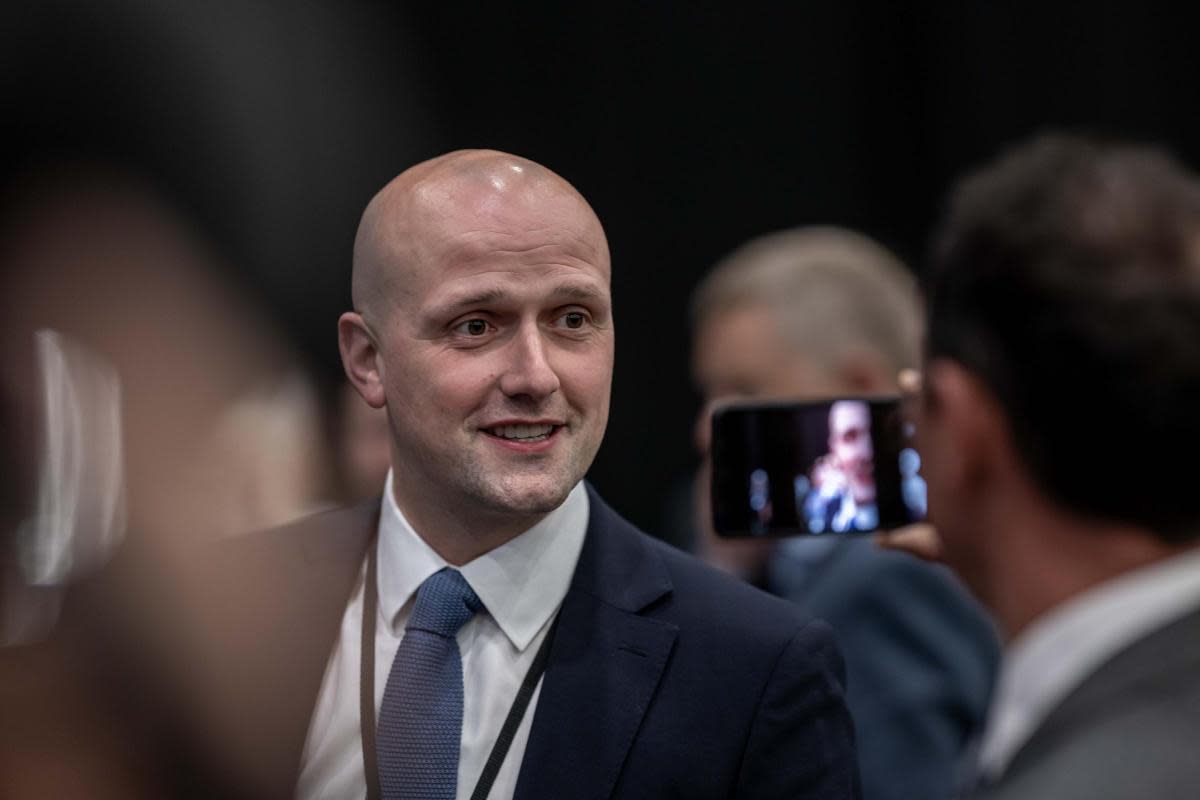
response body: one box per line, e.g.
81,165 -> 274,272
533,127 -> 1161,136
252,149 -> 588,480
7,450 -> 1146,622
406,568 -> 483,638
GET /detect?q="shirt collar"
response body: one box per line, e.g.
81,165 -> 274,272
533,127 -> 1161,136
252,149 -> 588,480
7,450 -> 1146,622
977,544 -> 1200,779
376,470 -> 589,652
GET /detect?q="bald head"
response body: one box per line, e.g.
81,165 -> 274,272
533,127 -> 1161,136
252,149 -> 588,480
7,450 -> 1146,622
338,149 -> 615,552
352,149 -> 608,322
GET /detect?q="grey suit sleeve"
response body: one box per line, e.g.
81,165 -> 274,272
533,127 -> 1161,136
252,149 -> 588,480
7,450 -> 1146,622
735,619 -> 862,799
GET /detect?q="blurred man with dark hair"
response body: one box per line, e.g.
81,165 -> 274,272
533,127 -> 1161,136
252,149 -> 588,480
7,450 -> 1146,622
691,227 -> 998,800
892,134 -> 1200,798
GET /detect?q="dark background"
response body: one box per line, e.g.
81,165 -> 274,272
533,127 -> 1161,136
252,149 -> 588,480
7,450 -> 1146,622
4,1 -> 1198,535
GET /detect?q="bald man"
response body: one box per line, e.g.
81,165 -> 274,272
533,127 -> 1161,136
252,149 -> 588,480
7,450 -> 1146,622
194,150 -> 859,800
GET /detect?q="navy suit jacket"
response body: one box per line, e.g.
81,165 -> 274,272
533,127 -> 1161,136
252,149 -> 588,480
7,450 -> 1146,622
183,485 -> 861,798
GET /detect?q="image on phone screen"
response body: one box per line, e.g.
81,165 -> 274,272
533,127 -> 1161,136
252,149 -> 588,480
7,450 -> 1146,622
710,397 -> 926,537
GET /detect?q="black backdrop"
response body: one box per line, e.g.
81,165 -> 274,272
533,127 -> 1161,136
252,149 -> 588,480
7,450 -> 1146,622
5,1 -> 1198,535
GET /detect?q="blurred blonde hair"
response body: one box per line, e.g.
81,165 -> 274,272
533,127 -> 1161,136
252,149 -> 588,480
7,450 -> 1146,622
691,226 -> 921,374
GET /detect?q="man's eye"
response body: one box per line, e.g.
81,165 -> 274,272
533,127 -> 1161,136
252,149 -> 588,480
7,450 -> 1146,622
455,319 -> 490,336
560,312 -> 587,329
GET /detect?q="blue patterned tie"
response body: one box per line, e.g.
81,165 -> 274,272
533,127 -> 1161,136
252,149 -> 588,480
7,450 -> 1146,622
377,568 -> 483,800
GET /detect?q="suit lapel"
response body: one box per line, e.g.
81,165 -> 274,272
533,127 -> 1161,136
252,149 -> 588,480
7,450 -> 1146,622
514,487 -> 678,800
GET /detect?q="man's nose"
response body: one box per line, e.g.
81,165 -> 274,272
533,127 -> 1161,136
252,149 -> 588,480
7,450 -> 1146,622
498,323 -> 561,401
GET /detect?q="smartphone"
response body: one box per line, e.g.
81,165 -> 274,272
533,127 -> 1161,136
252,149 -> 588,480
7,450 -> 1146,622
709,397 -> 926,537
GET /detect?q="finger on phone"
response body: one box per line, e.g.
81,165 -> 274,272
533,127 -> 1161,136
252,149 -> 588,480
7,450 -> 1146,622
898,368 -> 922,397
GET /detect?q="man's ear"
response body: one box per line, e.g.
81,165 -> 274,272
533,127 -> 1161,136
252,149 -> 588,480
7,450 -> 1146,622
338,312 -> 387,409
922,358 -> 1011,490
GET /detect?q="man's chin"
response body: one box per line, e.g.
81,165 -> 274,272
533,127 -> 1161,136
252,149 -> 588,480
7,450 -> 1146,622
482,479 -> 576,518
463,448 -> 594,518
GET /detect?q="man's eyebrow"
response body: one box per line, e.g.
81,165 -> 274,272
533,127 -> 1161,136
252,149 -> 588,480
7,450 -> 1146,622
547,283 -> 608,303
431,283 -> 609,316
433,287 -> 506,315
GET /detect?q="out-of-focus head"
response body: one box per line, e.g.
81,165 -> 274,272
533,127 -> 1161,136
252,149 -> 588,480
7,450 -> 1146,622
688,226 -> 917,578
920,134 -> 1200,571
0,172 -> 325,548
692,226 -> 919,403
339,150 -> 614,534
690,226 -> 919,449
828,400 -> 875,504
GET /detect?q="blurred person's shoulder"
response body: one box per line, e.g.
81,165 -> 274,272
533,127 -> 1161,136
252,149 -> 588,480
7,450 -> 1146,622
775,533 -> 983,614
177,499 -> 378,647
774,535 -> 999,656
212,499 -> 378,573
168,500 -> 383,796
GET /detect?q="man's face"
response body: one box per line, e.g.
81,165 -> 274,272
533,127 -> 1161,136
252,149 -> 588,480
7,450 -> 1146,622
829,400 -> 875,503
690,304 -> 846,576
369,178 -> 613,524
692,304 -> 846,451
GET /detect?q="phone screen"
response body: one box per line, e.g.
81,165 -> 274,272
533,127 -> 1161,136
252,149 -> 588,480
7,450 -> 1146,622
709,397 -> 926,537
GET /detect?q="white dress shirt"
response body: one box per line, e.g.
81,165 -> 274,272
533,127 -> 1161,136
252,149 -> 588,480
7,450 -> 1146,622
976,545 -> 1200,781
296,473 -> 589,800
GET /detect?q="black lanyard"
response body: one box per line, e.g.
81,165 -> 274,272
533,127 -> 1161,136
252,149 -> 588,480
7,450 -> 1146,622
359,539 -> 558,800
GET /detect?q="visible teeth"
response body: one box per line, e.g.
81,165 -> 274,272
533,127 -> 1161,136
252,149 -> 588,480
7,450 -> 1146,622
492,424 -> 554,440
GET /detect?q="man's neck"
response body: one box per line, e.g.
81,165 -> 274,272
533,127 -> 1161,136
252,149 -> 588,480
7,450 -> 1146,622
988,509 -> 1185,640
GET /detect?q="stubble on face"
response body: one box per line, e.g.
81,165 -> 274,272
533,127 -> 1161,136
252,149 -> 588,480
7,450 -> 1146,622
353,151 -> 613,538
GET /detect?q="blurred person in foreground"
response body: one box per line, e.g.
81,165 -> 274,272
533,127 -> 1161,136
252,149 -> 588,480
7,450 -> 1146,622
881,134 -> 1200,798
191,150 -> 860,799
691,227 -> 999,800
0,172 -> 334,796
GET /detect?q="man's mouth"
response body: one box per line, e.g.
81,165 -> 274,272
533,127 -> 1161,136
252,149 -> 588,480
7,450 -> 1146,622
483,423 -> 561,442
